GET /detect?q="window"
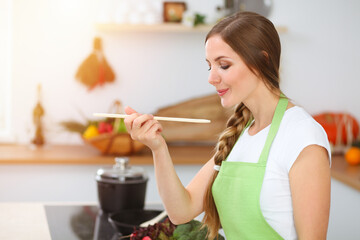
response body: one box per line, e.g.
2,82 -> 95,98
0,0 -> 13,141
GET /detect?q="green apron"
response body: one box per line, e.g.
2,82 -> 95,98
212,97 -> 288,240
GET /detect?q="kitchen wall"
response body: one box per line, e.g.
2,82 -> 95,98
7,0 -> 360,144
10,0 -> 221,144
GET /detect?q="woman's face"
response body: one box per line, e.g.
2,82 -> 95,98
205,35 -> 261,108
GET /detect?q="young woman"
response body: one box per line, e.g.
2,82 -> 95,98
124,12 -> 331,240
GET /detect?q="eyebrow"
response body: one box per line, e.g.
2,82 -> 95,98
205,56 -> 229,62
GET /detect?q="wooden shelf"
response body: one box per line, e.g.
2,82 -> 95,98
95,23 -> 212,33
95,23 -> 288,33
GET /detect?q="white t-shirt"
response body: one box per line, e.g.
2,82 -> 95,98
226,106 -> 331,240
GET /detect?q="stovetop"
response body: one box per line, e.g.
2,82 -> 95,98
45,204 -> 163,240
45,205 -> 118,240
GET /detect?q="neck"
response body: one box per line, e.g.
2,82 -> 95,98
243,84 -> 280,135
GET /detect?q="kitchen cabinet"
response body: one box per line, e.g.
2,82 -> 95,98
328,179 -> 360,240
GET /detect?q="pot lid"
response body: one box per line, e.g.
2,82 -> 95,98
96,157 -> 147,183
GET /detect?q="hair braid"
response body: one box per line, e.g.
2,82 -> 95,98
203,103 -> 252,239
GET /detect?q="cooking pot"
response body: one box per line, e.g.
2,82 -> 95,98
96,157 -> 148,213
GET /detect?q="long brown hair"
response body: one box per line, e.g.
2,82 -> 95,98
202,11 -> 281,239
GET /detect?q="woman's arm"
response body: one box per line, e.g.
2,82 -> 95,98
289,145 -> 331,240
124,107 -> 215,224
153,147 -> 215,224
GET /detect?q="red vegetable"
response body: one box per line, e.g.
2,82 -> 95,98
313,113 -> 359,145
98,121 -> 113,133
130,218 -> 176,240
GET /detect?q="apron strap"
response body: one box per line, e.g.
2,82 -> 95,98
258,95 -> 288,165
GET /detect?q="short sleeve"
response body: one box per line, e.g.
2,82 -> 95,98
283,118 -> 332,173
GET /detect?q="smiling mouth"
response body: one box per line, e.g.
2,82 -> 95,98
217,89 -> 229,96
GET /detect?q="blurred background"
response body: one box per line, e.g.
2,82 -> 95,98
1,0 -> 359,144
0,0 -> 360,239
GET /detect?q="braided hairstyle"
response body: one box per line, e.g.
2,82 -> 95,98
202,12 -> 281,239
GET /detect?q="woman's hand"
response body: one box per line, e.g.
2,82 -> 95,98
124,107 -> 215,225
124,106 -> 165,152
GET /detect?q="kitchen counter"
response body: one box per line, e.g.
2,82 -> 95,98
331,154 -> 360,191
0,144 -> 359,192
0,203 -> 51,239
0,202 -> 163,240
0,144 -> 214,165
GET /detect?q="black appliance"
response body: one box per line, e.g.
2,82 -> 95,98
45,204 -> 163,240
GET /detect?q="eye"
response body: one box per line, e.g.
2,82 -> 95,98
220,65 -> 230,70
206,61 -> 211,71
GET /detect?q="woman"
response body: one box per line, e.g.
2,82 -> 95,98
124,12 -> 331,240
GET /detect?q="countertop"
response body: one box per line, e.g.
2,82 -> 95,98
0,202 -> 51,239
0,144 -> 359,192
0,144 -> 214,165
0,202 -> 141,240
331,154 -> 360,191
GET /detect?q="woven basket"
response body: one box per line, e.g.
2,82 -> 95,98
83,100 -> 145,155
83,132 -> 145,156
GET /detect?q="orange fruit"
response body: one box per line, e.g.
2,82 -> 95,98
345,147 -> 360,165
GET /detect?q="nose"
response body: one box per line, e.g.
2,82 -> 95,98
208,69 -> 221,86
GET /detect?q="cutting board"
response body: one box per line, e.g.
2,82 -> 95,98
155,94 -> 232,144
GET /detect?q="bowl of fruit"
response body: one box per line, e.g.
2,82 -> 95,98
60,100 -> 145,156
83,120 -> 145,155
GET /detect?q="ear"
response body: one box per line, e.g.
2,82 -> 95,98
262,50 -> 269,59
262,50 -> 270,64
